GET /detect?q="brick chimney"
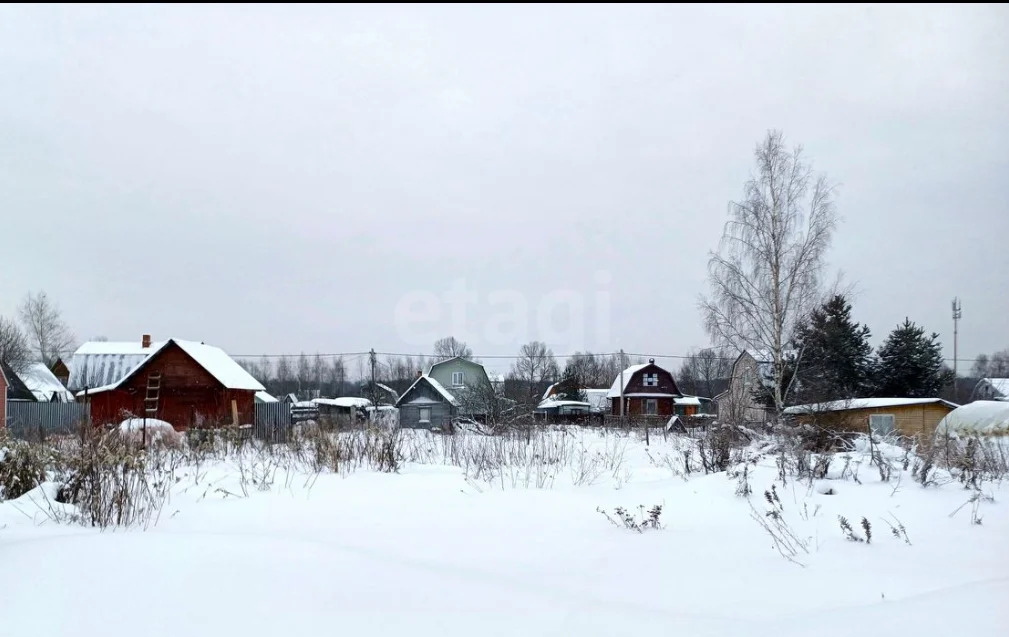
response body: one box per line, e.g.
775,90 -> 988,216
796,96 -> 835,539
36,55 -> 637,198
142,334 -> 151,348
416,370 -> 423,378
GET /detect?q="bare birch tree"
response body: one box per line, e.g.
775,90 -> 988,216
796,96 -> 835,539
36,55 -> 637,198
18,290 -> 76,365
702,130 -> 837,417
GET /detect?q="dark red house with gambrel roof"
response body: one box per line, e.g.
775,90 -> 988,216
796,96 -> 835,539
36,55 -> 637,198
72,337 -> 264,429
606,359 -> 682,417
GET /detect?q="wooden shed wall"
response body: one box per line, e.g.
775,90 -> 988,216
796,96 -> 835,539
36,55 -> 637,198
805,403 -> 953,439
86,343 -> 255,429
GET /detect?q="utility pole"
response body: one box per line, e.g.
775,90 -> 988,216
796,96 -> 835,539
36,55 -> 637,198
952,298 -> 962,399
619,348 -> 625,424
369,348 -> 378,420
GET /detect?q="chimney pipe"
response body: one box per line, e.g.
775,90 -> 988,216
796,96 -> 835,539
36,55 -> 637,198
416,370 -> 423,378
142,334 -> 151,348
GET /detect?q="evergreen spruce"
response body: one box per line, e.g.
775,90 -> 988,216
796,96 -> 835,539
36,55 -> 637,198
792,295 -> 873,402
873,318 -> 952,397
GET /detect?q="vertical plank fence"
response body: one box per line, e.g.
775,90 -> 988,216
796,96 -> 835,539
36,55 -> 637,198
253,402 -> 293,443
5,401 -> 90,441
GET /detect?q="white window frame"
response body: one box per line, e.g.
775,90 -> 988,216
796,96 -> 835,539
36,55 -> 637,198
869,414 -> 895,436
644,399 -> 658,416
451,371 -> 464,387
643,373 -> 659,387
418,407 -> 432,424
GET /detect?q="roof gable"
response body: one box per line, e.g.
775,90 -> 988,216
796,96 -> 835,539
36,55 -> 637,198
607,361 -> 679,398
1,361 -> 37,401
396,375 -> 459,407
71,338 -> 264,395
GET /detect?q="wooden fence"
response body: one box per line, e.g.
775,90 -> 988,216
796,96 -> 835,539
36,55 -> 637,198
5,401 -> 90,441
253,402 -> 293,443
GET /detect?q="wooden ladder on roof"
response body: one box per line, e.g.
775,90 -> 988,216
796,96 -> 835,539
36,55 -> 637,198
144,372 -> 162,418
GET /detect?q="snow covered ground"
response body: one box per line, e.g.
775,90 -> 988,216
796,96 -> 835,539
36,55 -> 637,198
1,428 -> 1007,637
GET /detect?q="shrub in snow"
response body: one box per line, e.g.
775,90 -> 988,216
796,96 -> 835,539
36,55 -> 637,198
56,430 -> 171,528
0,434 -> 51,500
597,504 -> 663,533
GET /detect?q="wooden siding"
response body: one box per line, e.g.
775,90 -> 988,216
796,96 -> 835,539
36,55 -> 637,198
397,378 -> 457,429
794,403 -> 955,440
0,370 -> 7,427
399,402 -> 455,429
610,396 -> 675,417
86,342 -> 256,429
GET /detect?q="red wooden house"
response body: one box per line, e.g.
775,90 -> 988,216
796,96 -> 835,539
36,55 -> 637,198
606,358 -> 682,417
72,336 -> 264,429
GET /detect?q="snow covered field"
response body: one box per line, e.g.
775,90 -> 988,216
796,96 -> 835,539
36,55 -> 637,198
1,427 -> 1007,637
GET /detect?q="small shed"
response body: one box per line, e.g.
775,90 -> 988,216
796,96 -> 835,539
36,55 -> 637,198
784,398 -> 958,439
72,336 -> 264,430
49,357 -> 71,387
395,374 -> 458,430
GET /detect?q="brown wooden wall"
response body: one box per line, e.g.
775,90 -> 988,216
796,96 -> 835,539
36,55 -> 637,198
803,403 -> 954,440
87,343 -> 255,429
610,396 -> 675,417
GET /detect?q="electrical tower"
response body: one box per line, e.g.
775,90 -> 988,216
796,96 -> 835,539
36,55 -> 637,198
952,298 -> 962,398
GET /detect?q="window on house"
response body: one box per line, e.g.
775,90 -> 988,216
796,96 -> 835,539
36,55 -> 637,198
419,407 -> 431,424
644,399 -> 658,415
869,414 -> 895,436
643,373 -> 659,387
451,371 -> 464,386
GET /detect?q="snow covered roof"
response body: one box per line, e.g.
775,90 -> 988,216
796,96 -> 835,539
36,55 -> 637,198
255,391 -> 278,403
606,364 -> 651,398
535,398 -> 591,410
935,400 -> 1009,437
584,389 -> 609,411
69,339 -> 264,395
396,374 -> 458,407
19,363 -> 75,402
313,397 -> 372,409
674,396 -> 702,407
784,397 -> 958,414
979,378 -> 1009,397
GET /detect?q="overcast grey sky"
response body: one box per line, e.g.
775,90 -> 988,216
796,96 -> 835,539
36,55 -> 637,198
1,4 -> 1006,374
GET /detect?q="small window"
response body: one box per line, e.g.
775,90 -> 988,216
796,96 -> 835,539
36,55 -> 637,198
419,407 -> 431,424
869,414 -> 895,436
644,399 -> 658,415
451,371 -> 464,386
643,373 -> 659,387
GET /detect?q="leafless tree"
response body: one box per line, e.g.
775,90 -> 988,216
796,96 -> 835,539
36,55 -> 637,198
678,348 -> 731,398
702,130 -> 837,418
972,350 -> 1009,378
0,316 -> 32,373
276,356 -> 294,387
509,341 -> 560,406
563,352 -> 612,388
328,356 -> 346,396
433,336 -> 473,361
18,290 -> 76,365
